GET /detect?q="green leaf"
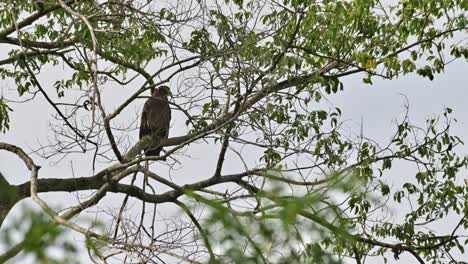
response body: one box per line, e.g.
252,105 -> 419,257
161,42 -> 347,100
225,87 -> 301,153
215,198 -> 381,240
0,98 -> 13,133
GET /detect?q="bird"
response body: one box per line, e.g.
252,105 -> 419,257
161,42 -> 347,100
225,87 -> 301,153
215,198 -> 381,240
139,85 -> 171,156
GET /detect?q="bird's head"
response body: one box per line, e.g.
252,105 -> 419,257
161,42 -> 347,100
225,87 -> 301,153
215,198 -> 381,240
153,85 -> 171,97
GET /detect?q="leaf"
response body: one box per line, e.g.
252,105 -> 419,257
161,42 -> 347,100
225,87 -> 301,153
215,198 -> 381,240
0,98 -> 13,133
416,66 -> 434,81
381,183 -> 390,196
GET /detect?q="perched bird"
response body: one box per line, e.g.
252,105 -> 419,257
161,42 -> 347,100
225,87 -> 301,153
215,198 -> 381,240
139,86 -> 171,156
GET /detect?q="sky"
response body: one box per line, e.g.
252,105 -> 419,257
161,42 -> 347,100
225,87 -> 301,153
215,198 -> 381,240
0,22 -> 467,264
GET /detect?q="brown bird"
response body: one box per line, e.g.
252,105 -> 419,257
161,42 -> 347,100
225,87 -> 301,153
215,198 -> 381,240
139,86 -> 171,156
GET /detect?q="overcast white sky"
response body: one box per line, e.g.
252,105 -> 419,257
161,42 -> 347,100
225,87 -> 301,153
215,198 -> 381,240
0,44 -> 467,263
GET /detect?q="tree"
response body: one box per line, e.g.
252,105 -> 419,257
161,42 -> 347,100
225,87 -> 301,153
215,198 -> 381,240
0,0 -> 467,263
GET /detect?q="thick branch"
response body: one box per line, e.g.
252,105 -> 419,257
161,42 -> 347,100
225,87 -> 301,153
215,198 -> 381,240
13,169 -> 259,206
0,36 -> 77,49
0,172 -> 20,228
0,49 -> 72,66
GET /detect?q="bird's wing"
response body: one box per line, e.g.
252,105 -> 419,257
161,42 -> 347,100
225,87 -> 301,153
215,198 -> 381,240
146,99 -> 168,136
139,100 -> 151,139
163,103 -> 171,139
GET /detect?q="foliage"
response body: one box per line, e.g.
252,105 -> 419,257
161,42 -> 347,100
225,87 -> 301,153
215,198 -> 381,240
0,206 -> 79,264
0,98 -> 12,133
